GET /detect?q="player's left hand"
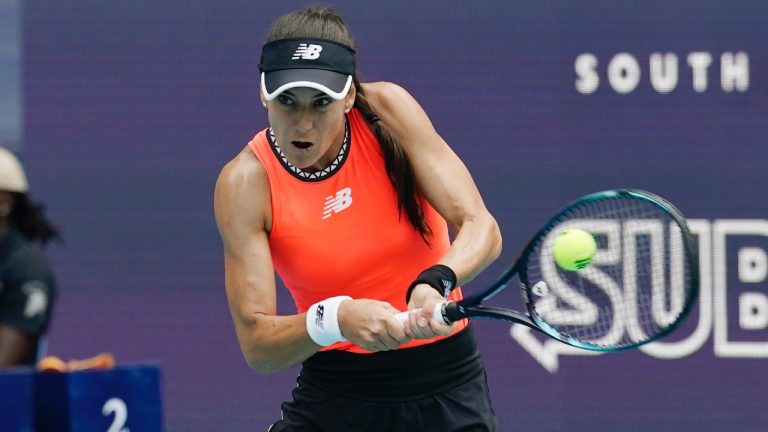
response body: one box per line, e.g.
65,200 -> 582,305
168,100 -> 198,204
404,284 -> 456,339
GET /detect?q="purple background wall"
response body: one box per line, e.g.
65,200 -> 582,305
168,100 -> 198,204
19,1 -> 768,430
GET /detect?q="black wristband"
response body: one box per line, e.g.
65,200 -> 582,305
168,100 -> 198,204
405,264 -> 457,303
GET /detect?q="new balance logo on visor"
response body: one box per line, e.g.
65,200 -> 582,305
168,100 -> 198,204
292,43 -> 323,60
323,187 -> 353,219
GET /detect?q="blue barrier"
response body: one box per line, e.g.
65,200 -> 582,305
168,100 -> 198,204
34,364 -> 164,432
0,368 -> 34,432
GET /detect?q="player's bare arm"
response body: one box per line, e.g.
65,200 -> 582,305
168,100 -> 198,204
364,82 -> 502,284
364,82 -> 502,336
215,148 -> 320,373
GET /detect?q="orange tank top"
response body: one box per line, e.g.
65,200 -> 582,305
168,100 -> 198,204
248,108 -> 465,353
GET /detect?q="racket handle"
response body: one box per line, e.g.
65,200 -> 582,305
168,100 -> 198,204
394,310 -> 409,325
393,303 -> 450,326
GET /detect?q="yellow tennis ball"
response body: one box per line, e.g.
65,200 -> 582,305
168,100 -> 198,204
552,228 -> 597,271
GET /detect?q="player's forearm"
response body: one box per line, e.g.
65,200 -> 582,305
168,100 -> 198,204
441,209 -> 502,284
237,313 -> 319,374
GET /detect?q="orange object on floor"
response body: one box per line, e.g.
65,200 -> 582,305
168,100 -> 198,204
37,356 -> 67,372
36,353 -> 115,372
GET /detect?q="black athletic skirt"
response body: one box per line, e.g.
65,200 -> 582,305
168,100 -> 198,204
268,326 -> 497,432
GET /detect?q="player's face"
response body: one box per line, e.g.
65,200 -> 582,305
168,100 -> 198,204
265,87 -> 351,172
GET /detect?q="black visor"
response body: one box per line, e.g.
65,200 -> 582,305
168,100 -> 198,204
259,38 -> 356,100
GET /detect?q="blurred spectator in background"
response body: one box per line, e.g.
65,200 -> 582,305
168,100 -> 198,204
0,146 -> 59,368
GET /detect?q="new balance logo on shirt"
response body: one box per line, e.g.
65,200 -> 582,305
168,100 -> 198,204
323,187 -> 353,219
293,44 -> 323,60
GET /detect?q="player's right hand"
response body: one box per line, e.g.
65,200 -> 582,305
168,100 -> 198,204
405,284 -> 456,339
337,299 -> 411,352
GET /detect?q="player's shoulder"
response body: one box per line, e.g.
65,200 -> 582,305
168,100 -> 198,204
361,81 -> 417,113
216,145 -> 268,195
361,81 -> 410,98
360,81 -> 434,144
214,144 -> 272,230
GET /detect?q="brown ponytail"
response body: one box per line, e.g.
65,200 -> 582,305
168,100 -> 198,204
351,79 -> 432,242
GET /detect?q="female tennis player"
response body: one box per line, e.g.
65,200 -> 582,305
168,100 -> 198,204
214,6 -> 501,431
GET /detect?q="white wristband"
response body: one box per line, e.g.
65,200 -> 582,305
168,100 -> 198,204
306,296 -> 352,346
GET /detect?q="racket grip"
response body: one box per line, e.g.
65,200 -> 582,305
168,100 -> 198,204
393,303 -> 451,326
394,310 -> 409,325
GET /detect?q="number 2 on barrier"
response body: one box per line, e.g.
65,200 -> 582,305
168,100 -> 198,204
102,397 -> 129,432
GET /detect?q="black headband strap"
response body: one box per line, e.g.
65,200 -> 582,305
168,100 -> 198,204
259,38 -> 356,75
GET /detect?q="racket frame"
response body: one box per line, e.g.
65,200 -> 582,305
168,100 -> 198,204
444,189 -> 700,352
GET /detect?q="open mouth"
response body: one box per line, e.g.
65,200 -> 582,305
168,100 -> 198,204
291,141 -> 313,150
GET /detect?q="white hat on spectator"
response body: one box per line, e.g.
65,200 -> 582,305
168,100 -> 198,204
0,147 -> 29,193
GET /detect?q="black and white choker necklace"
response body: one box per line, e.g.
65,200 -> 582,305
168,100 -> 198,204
267,119 -> 350,182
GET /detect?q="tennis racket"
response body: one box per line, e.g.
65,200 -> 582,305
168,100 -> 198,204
396,189 -> 699,352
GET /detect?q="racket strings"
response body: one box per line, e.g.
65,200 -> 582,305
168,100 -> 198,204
526,195 -> 695,349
